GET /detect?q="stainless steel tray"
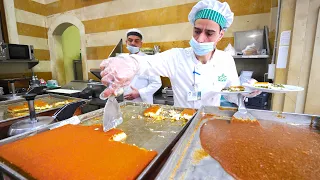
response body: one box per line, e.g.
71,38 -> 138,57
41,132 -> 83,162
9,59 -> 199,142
0,94 -> 83,125
0,102 -> 196,180
156,106 -> 320,180
80,102 -> 196,179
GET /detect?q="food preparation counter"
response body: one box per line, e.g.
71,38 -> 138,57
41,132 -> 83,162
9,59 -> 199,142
153,94 -> 174,105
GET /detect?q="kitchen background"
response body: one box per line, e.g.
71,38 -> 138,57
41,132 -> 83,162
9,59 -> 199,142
0,0 -> 319,115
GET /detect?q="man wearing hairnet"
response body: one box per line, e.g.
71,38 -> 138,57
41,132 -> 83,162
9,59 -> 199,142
100,0 -> 259,109
123,29 -> 162,104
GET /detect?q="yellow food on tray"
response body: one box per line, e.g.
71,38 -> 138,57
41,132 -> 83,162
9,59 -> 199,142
253,82 -> 285,89
143,105 -> 162,118
53,99 -> 74,107
9,99 -> 76,118
10,111 -> 29,117
222,86 -> 245,92
180,108 -> 197,119
8,100 -> 52,114
7,104 -> 28,113
169,108 -> 196,121
34,100 -> 52,110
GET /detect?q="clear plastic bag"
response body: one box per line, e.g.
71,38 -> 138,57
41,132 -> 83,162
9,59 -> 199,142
99,56 -> 139,132
102,96 -> 123,132
100,56 -> 139,99
100,86 -> 124,132
242,43 -> 259,55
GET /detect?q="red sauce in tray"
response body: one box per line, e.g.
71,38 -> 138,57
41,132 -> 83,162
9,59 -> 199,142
200,119 -> 320,179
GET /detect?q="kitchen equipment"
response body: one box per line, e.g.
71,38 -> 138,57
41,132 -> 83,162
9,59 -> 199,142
8,94 -> 86,136
0,94 -> 84,127
26,86 -> 45,95
73,60 -> 83,80
108,39 -> 123,58
29,74 -> 40,88
154,45 -> 160,54
267,63 -> 276,80
46,80 -> 59,88
0,77 -> 31,97
8,94 -> 54,136
156,106 -> 320,179
232,94 -> 257,122
141,48 -> 155,55
162,87 -> 173,97
0,43 -> 35,61
245,92 -> 270,110
45,80 -> 89,97
89,68 -> 123,103
0,102 -> 196,179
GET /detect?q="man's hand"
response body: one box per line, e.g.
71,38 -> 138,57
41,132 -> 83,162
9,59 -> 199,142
243,78 -> 262,98
99,56 -> 139,99
124,86 -> 140,100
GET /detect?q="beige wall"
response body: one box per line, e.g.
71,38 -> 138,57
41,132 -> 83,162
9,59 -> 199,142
272,0 -> 320,115
3,0 -> 277,83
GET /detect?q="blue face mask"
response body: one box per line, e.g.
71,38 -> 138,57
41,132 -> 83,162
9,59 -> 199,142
189,37 -> 216,56
126,45 -> 140,54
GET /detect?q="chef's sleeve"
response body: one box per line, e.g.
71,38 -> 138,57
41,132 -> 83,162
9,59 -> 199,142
138,76 -> 162,102
129,49 -> 179,78
223,57 -> 240,105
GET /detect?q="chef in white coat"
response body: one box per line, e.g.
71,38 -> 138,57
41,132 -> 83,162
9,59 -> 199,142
100,0 -> 259,109
123,29 -> 162,104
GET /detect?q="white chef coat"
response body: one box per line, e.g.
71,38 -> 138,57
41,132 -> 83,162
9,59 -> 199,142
131,47 -> 240,109
123,51 -> 162,104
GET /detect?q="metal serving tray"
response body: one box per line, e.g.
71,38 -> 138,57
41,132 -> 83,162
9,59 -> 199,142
0,94 -> 83,125
156,106 -> 320,180
0,101 -> 196,180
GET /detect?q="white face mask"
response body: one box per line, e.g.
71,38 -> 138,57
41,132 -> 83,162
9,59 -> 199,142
126,45 -> 140,54
189,36 -> 216,56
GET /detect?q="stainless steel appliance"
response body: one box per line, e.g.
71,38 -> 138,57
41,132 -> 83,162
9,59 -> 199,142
0,43 -> 35,61
73,60 -> 83,80
8,93 -> 86,136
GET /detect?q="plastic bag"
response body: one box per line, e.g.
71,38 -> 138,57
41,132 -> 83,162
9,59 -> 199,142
99,56 -> 139,99
224,43 -> 236,56
102,96 -> 123,132
242,43 -> 258,55
99,55 -> 137,132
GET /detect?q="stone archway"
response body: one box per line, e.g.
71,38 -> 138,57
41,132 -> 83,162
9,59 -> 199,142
47,14 -> 88,85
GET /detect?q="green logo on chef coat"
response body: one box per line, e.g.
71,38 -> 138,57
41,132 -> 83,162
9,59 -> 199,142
218,73 -> 227,82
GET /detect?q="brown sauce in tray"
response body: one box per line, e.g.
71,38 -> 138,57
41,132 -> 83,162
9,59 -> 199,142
200,119 -> 320,180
